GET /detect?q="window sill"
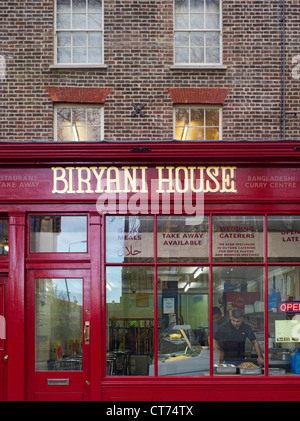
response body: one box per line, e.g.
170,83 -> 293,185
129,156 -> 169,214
170,64 -> 227,70
50,64 -> 108,70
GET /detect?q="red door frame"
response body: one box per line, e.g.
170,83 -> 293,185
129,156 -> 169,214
25,268 -> 91,401
0,275 -> 7,401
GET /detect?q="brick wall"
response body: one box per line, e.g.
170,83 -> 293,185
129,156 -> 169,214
0,0 -> 299,142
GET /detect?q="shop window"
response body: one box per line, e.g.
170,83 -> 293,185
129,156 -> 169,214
174,105 -> 221,140
55,0 -> 103,65
105,213 -> 300,377
30,216 -> 87,253
35,278 -> 83,371
54,104 -> 104,141
213,215 -> 264,262
174,0 -> 221,65
212,266 -> 264,372
0,219 -> 8,255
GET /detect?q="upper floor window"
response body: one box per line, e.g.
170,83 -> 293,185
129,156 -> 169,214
174,0 -> 221,65
174,105 -> 221,140
55,0 -> 103,65
54,104 -> 104,141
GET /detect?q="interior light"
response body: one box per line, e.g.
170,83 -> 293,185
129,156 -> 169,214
181,125 -> 188,141
106,283 -> 112,292
193,266 -> 203,279
3,245 -> 9,252
184,282 -> 190,292
72,124 -> 80,142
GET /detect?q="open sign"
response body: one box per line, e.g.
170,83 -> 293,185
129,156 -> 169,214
279,301 -> 300,313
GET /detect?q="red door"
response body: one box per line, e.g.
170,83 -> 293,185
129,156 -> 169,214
0,276 -> 7,401
25,269 -> 91,401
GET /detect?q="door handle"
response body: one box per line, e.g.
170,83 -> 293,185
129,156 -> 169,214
84,321 -> 90,344
4,355 -> 8,362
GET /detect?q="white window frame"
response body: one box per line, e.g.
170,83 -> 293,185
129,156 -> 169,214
173,105 -> 222,141
173,0 -> 225,69
54,103 -> 104,142
54,0 -> 104,66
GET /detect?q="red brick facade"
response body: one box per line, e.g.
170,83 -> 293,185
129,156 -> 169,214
1,0 -> 299,141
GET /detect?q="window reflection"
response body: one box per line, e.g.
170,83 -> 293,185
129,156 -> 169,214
30,216 -> 87,253
268,266 -> 300,374
106,266 -> 154,376
155,266 -> 210,376
213,267 -> 264,374
0,219 -> 8,255
35,278 -> 83,371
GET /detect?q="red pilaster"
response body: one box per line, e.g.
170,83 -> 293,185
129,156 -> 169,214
7,213 -> 26,401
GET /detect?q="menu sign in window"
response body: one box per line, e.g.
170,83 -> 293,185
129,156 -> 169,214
213,216 -> 264,262
268,216 -> 300,262
275,320 -> 300,343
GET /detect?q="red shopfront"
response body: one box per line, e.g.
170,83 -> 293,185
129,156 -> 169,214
1,141 -> 300,401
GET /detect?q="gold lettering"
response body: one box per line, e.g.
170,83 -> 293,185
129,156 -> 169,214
190,166 -> 205,193
220,166 -> 237,193
175,166 -> 189,193
52,167 -> 69,194
90,166 -> 107,193
76,167 -> 94,193
106,167 -> 120,192
156,166 -> 175,193
122,166 -> 139,192
205,166 -> 220,193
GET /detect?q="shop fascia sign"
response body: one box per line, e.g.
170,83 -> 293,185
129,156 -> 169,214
52,165 -> 237,195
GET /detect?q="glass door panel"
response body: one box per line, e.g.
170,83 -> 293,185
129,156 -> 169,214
35,278 -> 83,371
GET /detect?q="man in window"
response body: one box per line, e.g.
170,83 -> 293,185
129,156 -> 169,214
213,309 -> 264,366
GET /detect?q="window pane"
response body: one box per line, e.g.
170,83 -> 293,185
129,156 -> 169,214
191,127 -> 205,140
191,108 -> 204,126
106,267 -> 154,376
73,47 -> 87,63
57,0 -> 71,13
88,31 -> 102,46
206,0 -> 219,13
206,13 -> 220,29
157,216 -> 209,262
88,0 -> 101,13
0,219 -> 8,255
205,127 -> 219,140
175,0 -> 189,13
156,266 -> 209,376
57,47 -> 71,63
175,14 -> 189,30
72,13 -> 86,29
57,125 -> 72,141
30,216 -> 87,253
57,32 -> 71,47
57,14 -> 71,29
175,108 -> 189,126
268,266 -> 300,375
190,13 -> 204,29
190,31 -> 204,46
190,47 -> 204,63
35,278 -> 83,371
206,108 -> 219,126
213,266 -> 264,371
175,47 -> 189,63
213,216 -> 264,262
191,0 -> 204,12
73,31 -> 86,47
73,0 -> 86,12
175,32 -> 189,47
268,216 -> 300,262
106,216 -> 154,263
88,13 -> 102,29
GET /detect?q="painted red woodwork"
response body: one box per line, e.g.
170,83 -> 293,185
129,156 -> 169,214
166,87 -> 230,104
0,141 -> 300,401
0,277 -> 7,402
7,214 -> 25,401
46,86 -> 112,104
25,269 -> 91,401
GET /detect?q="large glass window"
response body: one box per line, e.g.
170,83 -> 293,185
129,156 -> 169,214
35,278 -> 83,371
174,0 -> 221,65
105,213 -> 300,377
30,216 -> 87,253
55,0 -> 103,65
